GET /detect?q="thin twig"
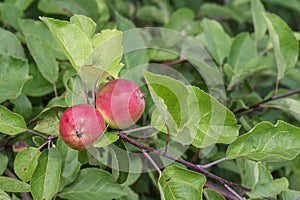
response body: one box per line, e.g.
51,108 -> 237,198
26,129 -> 48,139
118,132 -> 251,192
190,148 -> 201,163
205,180 -> 240,200
224,184 -> 244,200
53,84 -> 58,97
234,89 -> 300,114
4,169 -> 33,200
164,123 -> 170,154
142,150 -> 162,177
200,157 -> 227,169
118,126 -> 154,134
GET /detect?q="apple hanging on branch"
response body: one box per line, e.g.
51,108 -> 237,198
59,104 -> 106,149
96,79 -> 146,130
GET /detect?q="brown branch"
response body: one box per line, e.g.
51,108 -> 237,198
118,132 -> 251,193
4,169 -> 33,200
158,58 -> 187,66
234,89 -> 300,114
205,180 -> 240,200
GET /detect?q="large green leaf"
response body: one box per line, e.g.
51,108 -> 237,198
158,165 -> 206,200
31,148 -> 62,200
0,55 -> 31,103
0,105 -> 27,135
0,28 -> 25,59
14,147 -> 41,182
59,168 -> 125,200
0,176 -> 30,192
191,86 -> 240,148
227,120 -> 300,161
56,138 -> 81,189
40,17 -> 93,71
263,12 -> 298,80
202,18 -> 232,65
251,0 -> 267,42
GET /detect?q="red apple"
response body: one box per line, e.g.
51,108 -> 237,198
59,104 -> 106,149
96,79 -> 145,129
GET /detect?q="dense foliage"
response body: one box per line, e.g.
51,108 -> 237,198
0,0 -> 300,199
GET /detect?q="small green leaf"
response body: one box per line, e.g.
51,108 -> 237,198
263,12 -> 299,80
0,176 -> 30,192
203,188 -> 226,200
59,168 -> 125,200
118,186 -> 139,200
14,147 -> 41,182
249,177 -> 289,198
0,27 -> 25,58
282,189 -> 300,200
228,32 -> 257,73
202,18 -> 232,64
40,17 -> 93,71
34,107 -> 65,136
93,132 -> 119,148
227,120 -> 300,161
251,0 -> 267,42
0,189 -> 10,200
0,3 -> 24,30
31,148 -> 62,200
0,153 -> 8,175
57,138 -> 81,189
268,98 -> 300,122
0,55 -> 31,103
158,165 -> 206,200
0,105 -> 27,135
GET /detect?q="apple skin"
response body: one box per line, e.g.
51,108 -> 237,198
59,104 -> 106,150
96,79 -> 145,129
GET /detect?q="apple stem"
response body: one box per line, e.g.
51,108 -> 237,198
142,149 -> 162,177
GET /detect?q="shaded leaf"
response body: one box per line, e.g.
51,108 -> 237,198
0,153 -> 8,175
31,148 -> 62,200
0,55 -> 30,103
0,28 -> 25,58
203,188 -> 226,200
0,189 -> 10,200
10,93 -> 33,121
282,189 -> 300,200
227,120 -> 300,161
0,105 -> 27,135
0,3 -> 24,30
251,0 -> 267,41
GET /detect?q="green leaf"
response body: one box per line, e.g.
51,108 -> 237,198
70,14 -> 96,38
0,3 -> 24,30
191,86 -> 240,148
237,159 -> 272,189
203,188 -> 226,200
268,98 -> 300,122
118,186 -> 139,200
10,93 -> 33,121
0,176 -> 30,192
0,55 -> 31,103
0,153 -> 8,175
0,105 -> 27,135
56,138 -> 81,189
249,177 -> 289,198
31,148 -> 62,200
23,64 -> 54,97
251,0 -> 267,42
34,107 -> 65,135
14,147 -> 41,182
282,190 -> 300,200
90,29 -> 124,78
165,8 -> 201,35
158,165 -> 206,200
93,132 -> 119,148
110,139 -> 129,184
59,168 -> 125,200
202,18 -> 232,64
262,0 -> 300,13
228,32 -> 257,73
0,189 -> 10,200
40,17 -> 93,71
14,0 -> 35,11
227,120 -> 300,161
23,34 -> 59,84
0,28 -> 25,59
263,12 -> 298,80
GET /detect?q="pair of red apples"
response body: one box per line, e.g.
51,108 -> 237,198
59,79 -> 145,149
